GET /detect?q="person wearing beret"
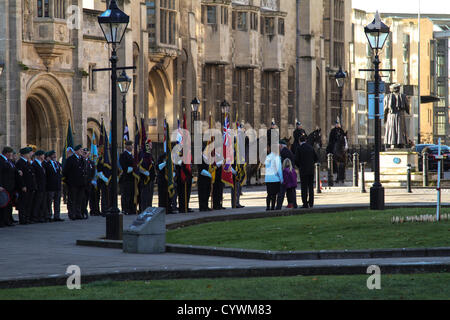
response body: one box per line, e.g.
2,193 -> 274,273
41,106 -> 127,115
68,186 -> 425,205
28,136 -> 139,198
137,139 -> 156,213
157,152 -> 172,214
15,147 -> 36,224
0,147 -> 16,227
119,141 -> 137,215
31,150 -> 48,223
63,145 -> 85,220
45,151 -> 64,222
81,148 -> 97,218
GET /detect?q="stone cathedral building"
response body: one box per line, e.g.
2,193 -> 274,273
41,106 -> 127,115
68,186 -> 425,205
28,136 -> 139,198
0,0 -> 352,154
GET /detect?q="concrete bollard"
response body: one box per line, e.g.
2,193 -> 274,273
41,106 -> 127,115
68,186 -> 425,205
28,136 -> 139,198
315,163 -> 321,193
353,152 -> 359,187
423,152 -> 429,187
360,162 -> 366,193
327,153 -> 334,187
406,164 -> 412,193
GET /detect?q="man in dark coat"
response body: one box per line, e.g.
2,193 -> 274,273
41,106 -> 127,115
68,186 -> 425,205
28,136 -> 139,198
63,145 -> 86,220
119,141 -> 137,215
44,151 -> 64,222
0,147 -> 16,227
157,152 -> 172,214
32,150 -> 48,222
197,149 -> 212,212
292,121 -> 307,154
326,120 -> 345,155
97,155 -> 112,216
295,135 -> 318,208
212,161 -> 224,210
15,147 -> 36,224
82,148 -> 97,218
175,147 -> 193,214
137,139 -> 156,213
276,140 -> 297,210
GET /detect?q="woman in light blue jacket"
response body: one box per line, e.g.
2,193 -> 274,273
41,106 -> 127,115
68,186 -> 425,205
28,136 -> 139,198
264,146 -> 283,211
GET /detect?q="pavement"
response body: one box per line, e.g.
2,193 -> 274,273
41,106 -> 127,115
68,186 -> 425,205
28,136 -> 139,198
0,185 -> 449,288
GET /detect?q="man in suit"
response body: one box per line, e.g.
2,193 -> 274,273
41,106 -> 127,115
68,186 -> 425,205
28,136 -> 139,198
197,148 -> 212,212
137,139 -> 156,213
295,135 -> 318,208
63,145 -> 86,220
97,155 -> 112,216
16,147 -> 36,224
81,148 -> 96,219
276,140 -> 297,210
119,141 -> 136,215
0,147 -> 16,227
45,150 -> 64,222
32,150 -> 48,222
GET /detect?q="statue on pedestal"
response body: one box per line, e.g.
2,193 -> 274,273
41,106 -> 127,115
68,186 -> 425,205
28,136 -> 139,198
384,84 -> 410,149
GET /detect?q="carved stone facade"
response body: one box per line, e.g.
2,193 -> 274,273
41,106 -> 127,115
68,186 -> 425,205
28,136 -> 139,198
0,0 -> 353,155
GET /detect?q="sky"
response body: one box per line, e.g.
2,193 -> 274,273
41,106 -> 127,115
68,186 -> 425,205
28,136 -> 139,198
352,0 -> 450,14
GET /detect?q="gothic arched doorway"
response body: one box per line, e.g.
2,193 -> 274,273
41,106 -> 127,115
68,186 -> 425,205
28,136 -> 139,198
148,66 -> 172,142
25,74 -> 72,156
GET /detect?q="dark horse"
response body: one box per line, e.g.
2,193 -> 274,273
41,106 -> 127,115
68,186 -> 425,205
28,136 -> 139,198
307,128 -> 322,154
332,130 -> 348,184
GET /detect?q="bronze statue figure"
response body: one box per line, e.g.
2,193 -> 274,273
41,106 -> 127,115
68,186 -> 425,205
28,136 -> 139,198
384,84 -> 410,148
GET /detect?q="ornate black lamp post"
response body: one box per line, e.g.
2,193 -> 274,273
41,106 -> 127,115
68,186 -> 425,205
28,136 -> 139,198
364,12 -> 390,210
118,70 -> 132,151
335,66 -> 347,123
98,0 -> 129,239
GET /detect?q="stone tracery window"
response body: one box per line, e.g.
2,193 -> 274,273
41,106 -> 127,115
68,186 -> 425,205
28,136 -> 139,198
37,0 -> 50,18
54,0 -> 66,19
160,0 -> 177,45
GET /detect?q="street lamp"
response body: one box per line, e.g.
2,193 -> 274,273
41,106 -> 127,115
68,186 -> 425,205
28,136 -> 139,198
118,70 -> 132,151
98,0 -> 129,239
365,11 -> 390,210
191,97 -> 200,122
335,66 -> 347,124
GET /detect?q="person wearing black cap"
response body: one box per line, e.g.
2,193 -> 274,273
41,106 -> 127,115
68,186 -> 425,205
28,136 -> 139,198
0,147 -> 16,227
16,147 -> 36,224
45,150 -> 64,222
119,141 -> 137,215
31,150 -> 48,222
292,121 -> 307,155
137,139 -> 156,213
63,145 -> 86,220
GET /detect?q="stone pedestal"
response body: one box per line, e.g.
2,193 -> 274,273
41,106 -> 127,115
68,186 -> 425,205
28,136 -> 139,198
123,207 -> 166,254
380,149 -> 419,174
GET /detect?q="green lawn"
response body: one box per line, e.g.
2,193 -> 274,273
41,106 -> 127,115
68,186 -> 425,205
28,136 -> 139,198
1,273 -> 449,300
167,208 -> 450,251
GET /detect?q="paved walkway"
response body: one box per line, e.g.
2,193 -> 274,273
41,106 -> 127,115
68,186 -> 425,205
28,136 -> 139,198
0,188 -> 449,286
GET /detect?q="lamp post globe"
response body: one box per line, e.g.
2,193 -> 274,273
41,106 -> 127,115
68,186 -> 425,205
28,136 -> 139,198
364,11 -> 390,54
98,0 -> 129,46
118,70 -> 132,95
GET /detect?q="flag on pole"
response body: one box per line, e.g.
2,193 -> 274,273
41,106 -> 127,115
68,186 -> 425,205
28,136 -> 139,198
164,119 -> 176,198
221,113 -> 234,188
62,120 -> 74,167
90,132 -> 99,165
123,120 -> 130,143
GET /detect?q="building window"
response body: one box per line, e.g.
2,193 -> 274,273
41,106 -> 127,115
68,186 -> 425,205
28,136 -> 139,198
264,17 -> 275,35
278,18 -> 285,35
250,12 -> 258,31
435,111 -> 446,136
237,12 -> 247,31
202,64 -> 225,122
54,0 -> 66,19
232,68 -> 254,126
333,0 -> 344,67
221,6 -> 228,25
89,64 -> 96,92
288,67 -> 295,125
437,84 -> 446,107
147,1 -> 157,46
437,54 -> 445,77
261,72 -> 280,127
207,6 -> 217,24
160,0 -> 177,45
403,34 -> 410,85
37,0 -> 50,18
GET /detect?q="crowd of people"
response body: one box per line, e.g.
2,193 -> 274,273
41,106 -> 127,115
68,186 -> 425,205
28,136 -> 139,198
0,120 -> 340,228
